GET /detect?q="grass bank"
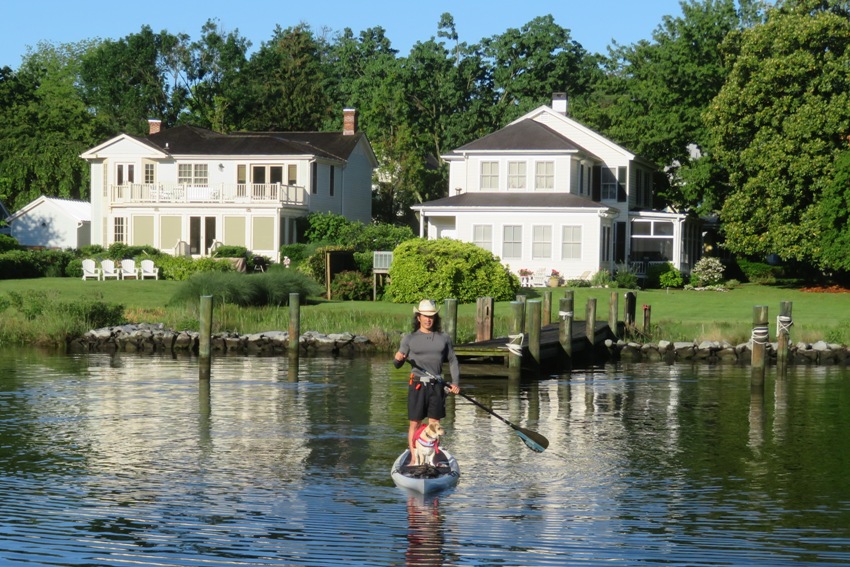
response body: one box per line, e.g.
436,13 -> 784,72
0,278 -> 848,349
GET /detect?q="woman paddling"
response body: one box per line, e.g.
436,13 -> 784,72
393,299 -> 461,464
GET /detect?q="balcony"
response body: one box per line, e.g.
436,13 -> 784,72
109,183 -> 309,207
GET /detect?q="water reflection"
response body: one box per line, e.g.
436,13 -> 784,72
1,351 -> 850,566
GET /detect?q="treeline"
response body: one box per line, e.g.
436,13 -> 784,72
2,0 -> 850,278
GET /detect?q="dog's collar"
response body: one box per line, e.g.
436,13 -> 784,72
417,437 -> 437,448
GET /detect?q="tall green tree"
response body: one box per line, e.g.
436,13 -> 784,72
237,24 -> 330,131
705,2 -> 850,267
0,42 -> 97,209
79,26 -> 189,136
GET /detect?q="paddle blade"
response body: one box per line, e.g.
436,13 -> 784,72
514,427 -> 549,453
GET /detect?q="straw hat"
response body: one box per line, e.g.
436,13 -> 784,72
414,299 -> 439,316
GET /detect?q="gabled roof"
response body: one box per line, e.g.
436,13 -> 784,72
412,192 -> 611,210
145,125 -> 368,162
7,196 -> 92,222
448,120 -> 594,156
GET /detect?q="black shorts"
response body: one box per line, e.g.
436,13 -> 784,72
407,380 -> 446,421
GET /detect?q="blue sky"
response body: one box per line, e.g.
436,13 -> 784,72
2,0 -> 686,67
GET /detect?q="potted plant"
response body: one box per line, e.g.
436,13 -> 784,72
548,269 -> 561,287
518,268 -> 533,287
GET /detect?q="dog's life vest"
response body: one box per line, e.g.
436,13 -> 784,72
414,423 -> 440,453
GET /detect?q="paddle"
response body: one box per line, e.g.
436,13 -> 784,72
406,359 -> 549,453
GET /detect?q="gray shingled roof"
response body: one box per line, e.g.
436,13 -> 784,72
144,125 -> 364,161
450,120 -> 589,154
414,192 -> 607,209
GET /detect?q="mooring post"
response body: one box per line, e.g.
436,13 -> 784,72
585,297 -> 597,345
515,294 -> 527,333
608,291 -> 619,339
542,291 -> 552,326
559,293 -> 574,362
624,291 -> 637,332
751,305 -> 769,384
475,296 -> 494,342
508,301 -> 525,372
528,299 -> 542,368
643,304 -> 652,336
444,298 -> 458,344
289,293 -> 301,360
199,295 -> 213,380
777,301 -> 793,369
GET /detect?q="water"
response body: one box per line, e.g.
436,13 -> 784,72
1,350 -> 849,566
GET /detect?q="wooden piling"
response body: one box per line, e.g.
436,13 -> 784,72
642,304 -> 652,336
542,291 -> 552,326
508,301 -> 524,372
751,305 -> 768,384
608,291 -> 619,339
289,293 -> 301,358
559,294 -> 574,361
444,298 -> 458,344
475,297 -> 494,342
528,299 -> 542,367
777,301 -> 792,368
585,297 -> 597,345
624,292 -> 637,332
199,295 -> 213,380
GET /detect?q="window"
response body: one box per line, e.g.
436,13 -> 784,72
507,161 -> 526,190
532,225 -> 552,259
472,224 -> 492,251
144,163 -> 155,184
116,164 -> 134,186
114,217 -> 126,244
288,164 -> 297,186
601,168 -> 618,200
601,225 -> 611,262
635,169 -> 644,206
535,161 -> 554,191
579,163 -> 585,195
480,161 -> 499,190
270,166 -> 283,185
329,166 -> 335,196
561,225 -> 582,259
502,225 -> 522,258
178,164 -> 208,185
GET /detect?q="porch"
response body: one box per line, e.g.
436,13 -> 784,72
109,183 -> 309,207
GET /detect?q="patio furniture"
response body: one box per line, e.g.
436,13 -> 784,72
139,259 -> 159,280
81,259 -> 101,281
100,259 -> 120,280
120,259 -> 138,279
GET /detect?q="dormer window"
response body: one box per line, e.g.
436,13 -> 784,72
508,162 -> 526,190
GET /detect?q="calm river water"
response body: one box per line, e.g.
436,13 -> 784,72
1,349 -> 849,566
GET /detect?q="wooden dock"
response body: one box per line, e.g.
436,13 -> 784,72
454,320 -> 617,378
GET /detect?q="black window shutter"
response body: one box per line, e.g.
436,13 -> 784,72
592,166 -> 601,201
617,166 -> 627,202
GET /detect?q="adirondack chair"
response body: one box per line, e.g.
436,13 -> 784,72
100,259 -> 120,280
81,259 -> 101,281
120,259 -> 138,279
139,259 -> 159,280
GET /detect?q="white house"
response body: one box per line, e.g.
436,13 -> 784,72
413,94 -> 701,281
6,196 -> 92,249
80,109 -> 377,262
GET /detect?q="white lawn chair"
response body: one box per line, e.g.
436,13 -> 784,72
120,259 -> 138,279
139,259 -> 159,280
100,259 -> 120,280
81,259 -> 101,281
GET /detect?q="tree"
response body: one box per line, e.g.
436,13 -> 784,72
580,0 -> 761,213
0,42 -> 98,208
705,4 -> 850,267
817,148 -> 850,275
236,24 -> 330,131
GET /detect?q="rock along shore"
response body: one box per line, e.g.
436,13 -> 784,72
67,323 -> 377,356
607,338 -> 849,365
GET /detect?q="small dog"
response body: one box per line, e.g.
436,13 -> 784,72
413,422 -> 445,466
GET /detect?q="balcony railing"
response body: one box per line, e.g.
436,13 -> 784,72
109,183 -> 309,207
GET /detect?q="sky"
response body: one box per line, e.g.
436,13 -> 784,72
1,0 -> 687,68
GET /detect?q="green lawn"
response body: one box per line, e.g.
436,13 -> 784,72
0,278 -> 847,347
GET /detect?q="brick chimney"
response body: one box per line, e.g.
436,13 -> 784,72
552,93 -> 568,116
148,119 -> 162,135
343,108 -> 357,135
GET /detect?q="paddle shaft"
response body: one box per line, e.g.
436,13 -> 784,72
405,358 -> 548,451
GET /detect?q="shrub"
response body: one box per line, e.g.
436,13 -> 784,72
156,256 -> 235,281
0,234 -> 19,253
649,263 -> 684,289
0,249 -> 76,280
736,258 -> 782,284
331,270 -> 373,300
169,270 -> 323,307
590,269 -> 613,287
566,278 -> 591,287
614,268 -> 640,290
212,245 -> 249,259
279,243 -> 313,265
690,256 -> 725,287
387,238 -> 519,303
